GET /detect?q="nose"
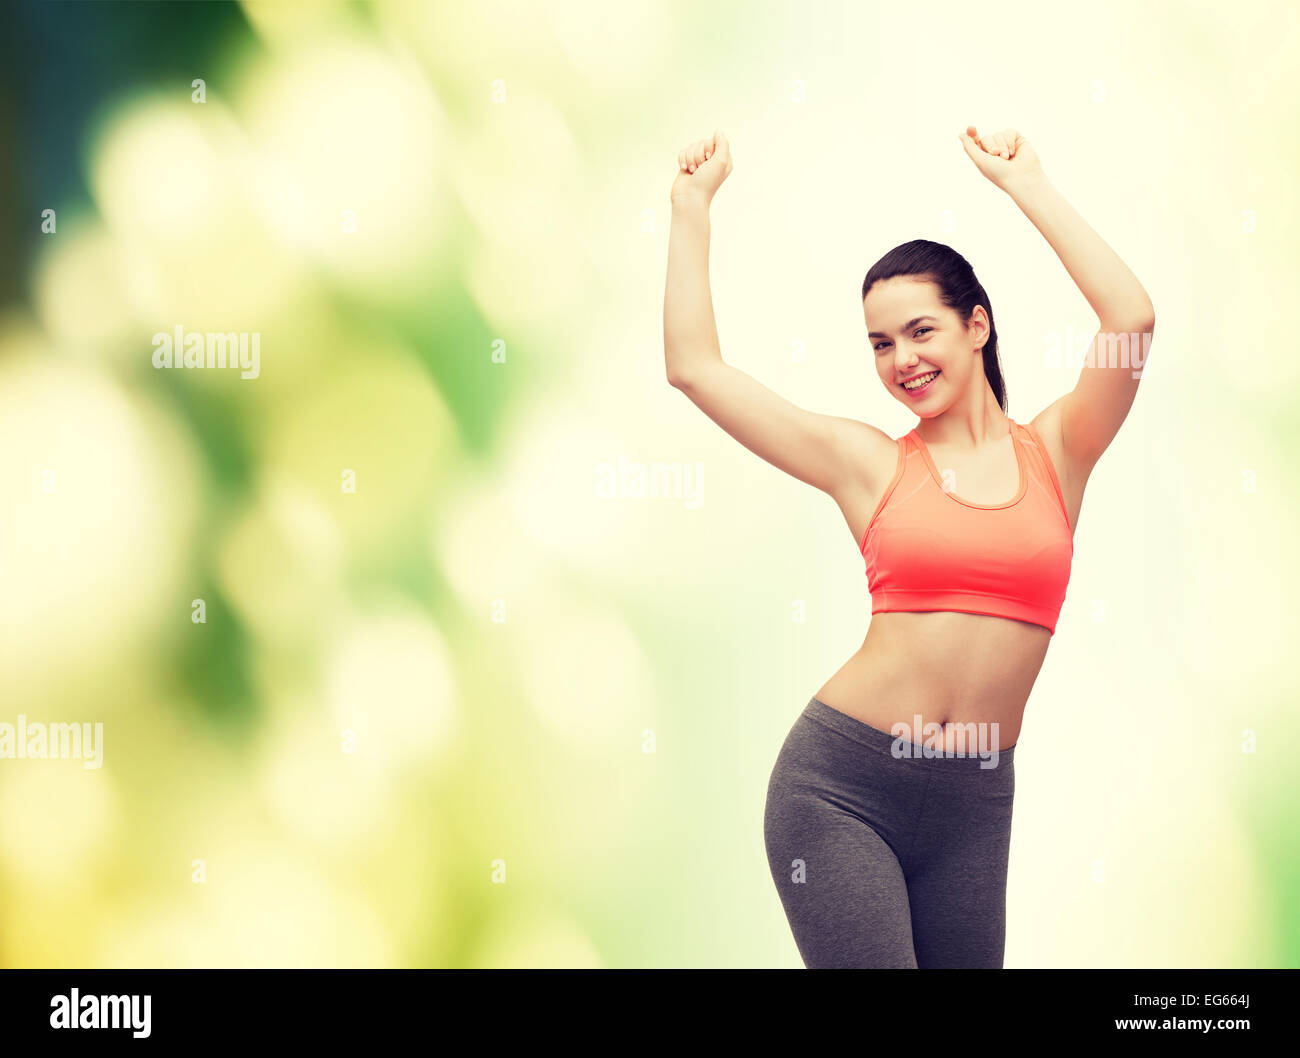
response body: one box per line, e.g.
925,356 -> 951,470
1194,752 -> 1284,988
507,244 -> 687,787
894,349 -> 919,375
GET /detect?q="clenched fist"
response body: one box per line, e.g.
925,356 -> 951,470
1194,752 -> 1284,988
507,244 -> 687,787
958,125 -> 1044,191
671,129 -> 733,208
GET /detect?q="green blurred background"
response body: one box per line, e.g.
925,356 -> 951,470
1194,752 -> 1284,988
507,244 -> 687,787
0,0 -> 1296,967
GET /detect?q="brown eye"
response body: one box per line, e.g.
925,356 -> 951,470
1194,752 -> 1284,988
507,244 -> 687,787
874,326 -> 932,351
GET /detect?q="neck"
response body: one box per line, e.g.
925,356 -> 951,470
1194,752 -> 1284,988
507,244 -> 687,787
915,383 -> 1009,449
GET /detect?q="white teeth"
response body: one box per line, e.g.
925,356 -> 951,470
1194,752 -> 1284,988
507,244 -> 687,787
904,371 -> 938,390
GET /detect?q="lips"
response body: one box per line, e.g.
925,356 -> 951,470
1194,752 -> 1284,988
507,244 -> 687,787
901,370 -> 940,395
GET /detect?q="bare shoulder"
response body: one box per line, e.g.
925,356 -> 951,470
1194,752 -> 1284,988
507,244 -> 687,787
1028,398 -> 1081,493
1027,397 -> 1089,533
829,418 -> 904,550
833,417 -> 902,496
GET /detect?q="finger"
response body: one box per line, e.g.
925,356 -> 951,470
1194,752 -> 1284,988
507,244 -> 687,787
716,129 -> 733,166
713,128 -> 730,162
678,148 -> 687,171
692,141 -> 708,167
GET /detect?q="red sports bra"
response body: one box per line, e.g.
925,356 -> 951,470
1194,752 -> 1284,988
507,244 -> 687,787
859,419 -> 1074,634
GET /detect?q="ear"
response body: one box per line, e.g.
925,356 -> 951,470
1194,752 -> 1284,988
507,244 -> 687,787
968,305 -> 992,348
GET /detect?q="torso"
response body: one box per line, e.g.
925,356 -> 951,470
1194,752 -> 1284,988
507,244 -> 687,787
817,407 -> 1086,753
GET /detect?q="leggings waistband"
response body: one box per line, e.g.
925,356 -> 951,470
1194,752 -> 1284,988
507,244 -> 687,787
803,696 -> 1015,771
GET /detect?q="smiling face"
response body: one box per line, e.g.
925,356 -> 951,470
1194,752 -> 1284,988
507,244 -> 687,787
864,276 -> 989,414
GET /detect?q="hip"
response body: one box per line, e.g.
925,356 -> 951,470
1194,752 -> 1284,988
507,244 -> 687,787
766,696 -> 1016,870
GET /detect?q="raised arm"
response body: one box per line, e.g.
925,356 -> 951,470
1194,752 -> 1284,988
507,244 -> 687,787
959,126 -> 1155,486
664,131 -> 887,501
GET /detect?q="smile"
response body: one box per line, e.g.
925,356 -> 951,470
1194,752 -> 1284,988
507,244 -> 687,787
902,370 -> 940,395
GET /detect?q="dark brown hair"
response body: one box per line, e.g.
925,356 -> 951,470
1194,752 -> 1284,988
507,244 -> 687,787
862,239 -> 1007,413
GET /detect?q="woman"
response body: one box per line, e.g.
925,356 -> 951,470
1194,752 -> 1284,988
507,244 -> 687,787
663,126 -> 1155,968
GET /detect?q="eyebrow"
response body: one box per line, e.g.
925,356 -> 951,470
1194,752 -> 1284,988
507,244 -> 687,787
868,315 -> 938,339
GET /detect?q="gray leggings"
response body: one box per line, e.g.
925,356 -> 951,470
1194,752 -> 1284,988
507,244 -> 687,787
764,696 -> 1016,968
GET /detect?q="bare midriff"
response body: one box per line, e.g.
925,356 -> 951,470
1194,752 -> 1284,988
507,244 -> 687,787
814,609 -> 1051,754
